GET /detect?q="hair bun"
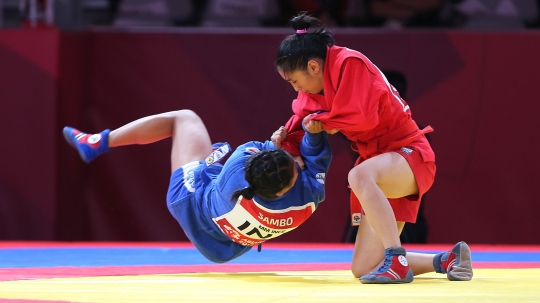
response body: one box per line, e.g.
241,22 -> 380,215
290,11 -> 320,31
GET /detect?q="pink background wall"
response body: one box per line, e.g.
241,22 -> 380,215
1,28 -> 539,244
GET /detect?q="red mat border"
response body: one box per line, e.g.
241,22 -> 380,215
2,242 -> 540,252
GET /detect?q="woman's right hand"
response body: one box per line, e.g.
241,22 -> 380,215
303,114 -> 324,134
304,114 -> 340,134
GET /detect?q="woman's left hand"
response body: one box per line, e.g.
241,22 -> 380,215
271,126 -> 287,149
303,114 -> 324,134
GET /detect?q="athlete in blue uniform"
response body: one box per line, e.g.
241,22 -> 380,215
63,109 -> 332,263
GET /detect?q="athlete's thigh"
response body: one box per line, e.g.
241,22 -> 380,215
351,215 -> 406,278
354,151 -> 418,199
170,110 -> 212,172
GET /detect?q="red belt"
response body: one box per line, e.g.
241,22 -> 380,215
352,120 -> 433,159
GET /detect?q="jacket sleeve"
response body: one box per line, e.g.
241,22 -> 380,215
299,130 -> 332,203
281,114 -> 305,156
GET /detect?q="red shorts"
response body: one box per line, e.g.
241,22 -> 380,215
350,146 -> 436,225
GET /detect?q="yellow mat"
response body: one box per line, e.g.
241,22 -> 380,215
1,269 -> 539,303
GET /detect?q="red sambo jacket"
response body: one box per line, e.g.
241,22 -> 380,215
281,45 -> 435,164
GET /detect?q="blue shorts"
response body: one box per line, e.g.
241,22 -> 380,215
166,160 -> 252,263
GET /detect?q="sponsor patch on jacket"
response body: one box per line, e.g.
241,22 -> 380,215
205,144 -> 231,166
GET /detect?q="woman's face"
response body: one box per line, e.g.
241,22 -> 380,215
278,59 -> 324,94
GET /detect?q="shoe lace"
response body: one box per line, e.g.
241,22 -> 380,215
374,254 -> 393,274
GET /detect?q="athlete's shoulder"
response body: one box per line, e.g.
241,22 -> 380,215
329,45 -> 378,75
330,45 -> 367,60
236,141 -> 263,154
237,140 -> 275,152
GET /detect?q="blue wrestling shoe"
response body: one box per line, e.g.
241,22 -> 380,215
63,127 -> 111,163
359,247 -> 414,284
434,241 -> 473,281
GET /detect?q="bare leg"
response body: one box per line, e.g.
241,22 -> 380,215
351,215 -> 437,277
169,110 -> 212,172
109,111 -> 181,147
350,215 -> 387,278
348,152 -> 418,249
351,216 -> 406,277
407,252 -> 437,275
108,110 -> 212,172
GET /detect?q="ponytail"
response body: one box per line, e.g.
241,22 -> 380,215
231,187 -> 256,202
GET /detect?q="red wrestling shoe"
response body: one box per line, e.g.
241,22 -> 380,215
63,127 -> 111,163
359,247 -> 414,284
434,241 -> 473,281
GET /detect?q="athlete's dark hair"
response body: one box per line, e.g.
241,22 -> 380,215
231,149 -> 295,202
275,11 -> 335,73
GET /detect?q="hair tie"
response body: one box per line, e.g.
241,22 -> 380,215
296,29 -> 307,34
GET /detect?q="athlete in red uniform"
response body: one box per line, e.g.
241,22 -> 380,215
271,12 -> 473,284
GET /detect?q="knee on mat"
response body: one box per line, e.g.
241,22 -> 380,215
351,265 -> 371,278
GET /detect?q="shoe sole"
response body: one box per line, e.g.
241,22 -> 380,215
360,279 -> 413,284
360,269 -> 414,284
448,241 -> 473,281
